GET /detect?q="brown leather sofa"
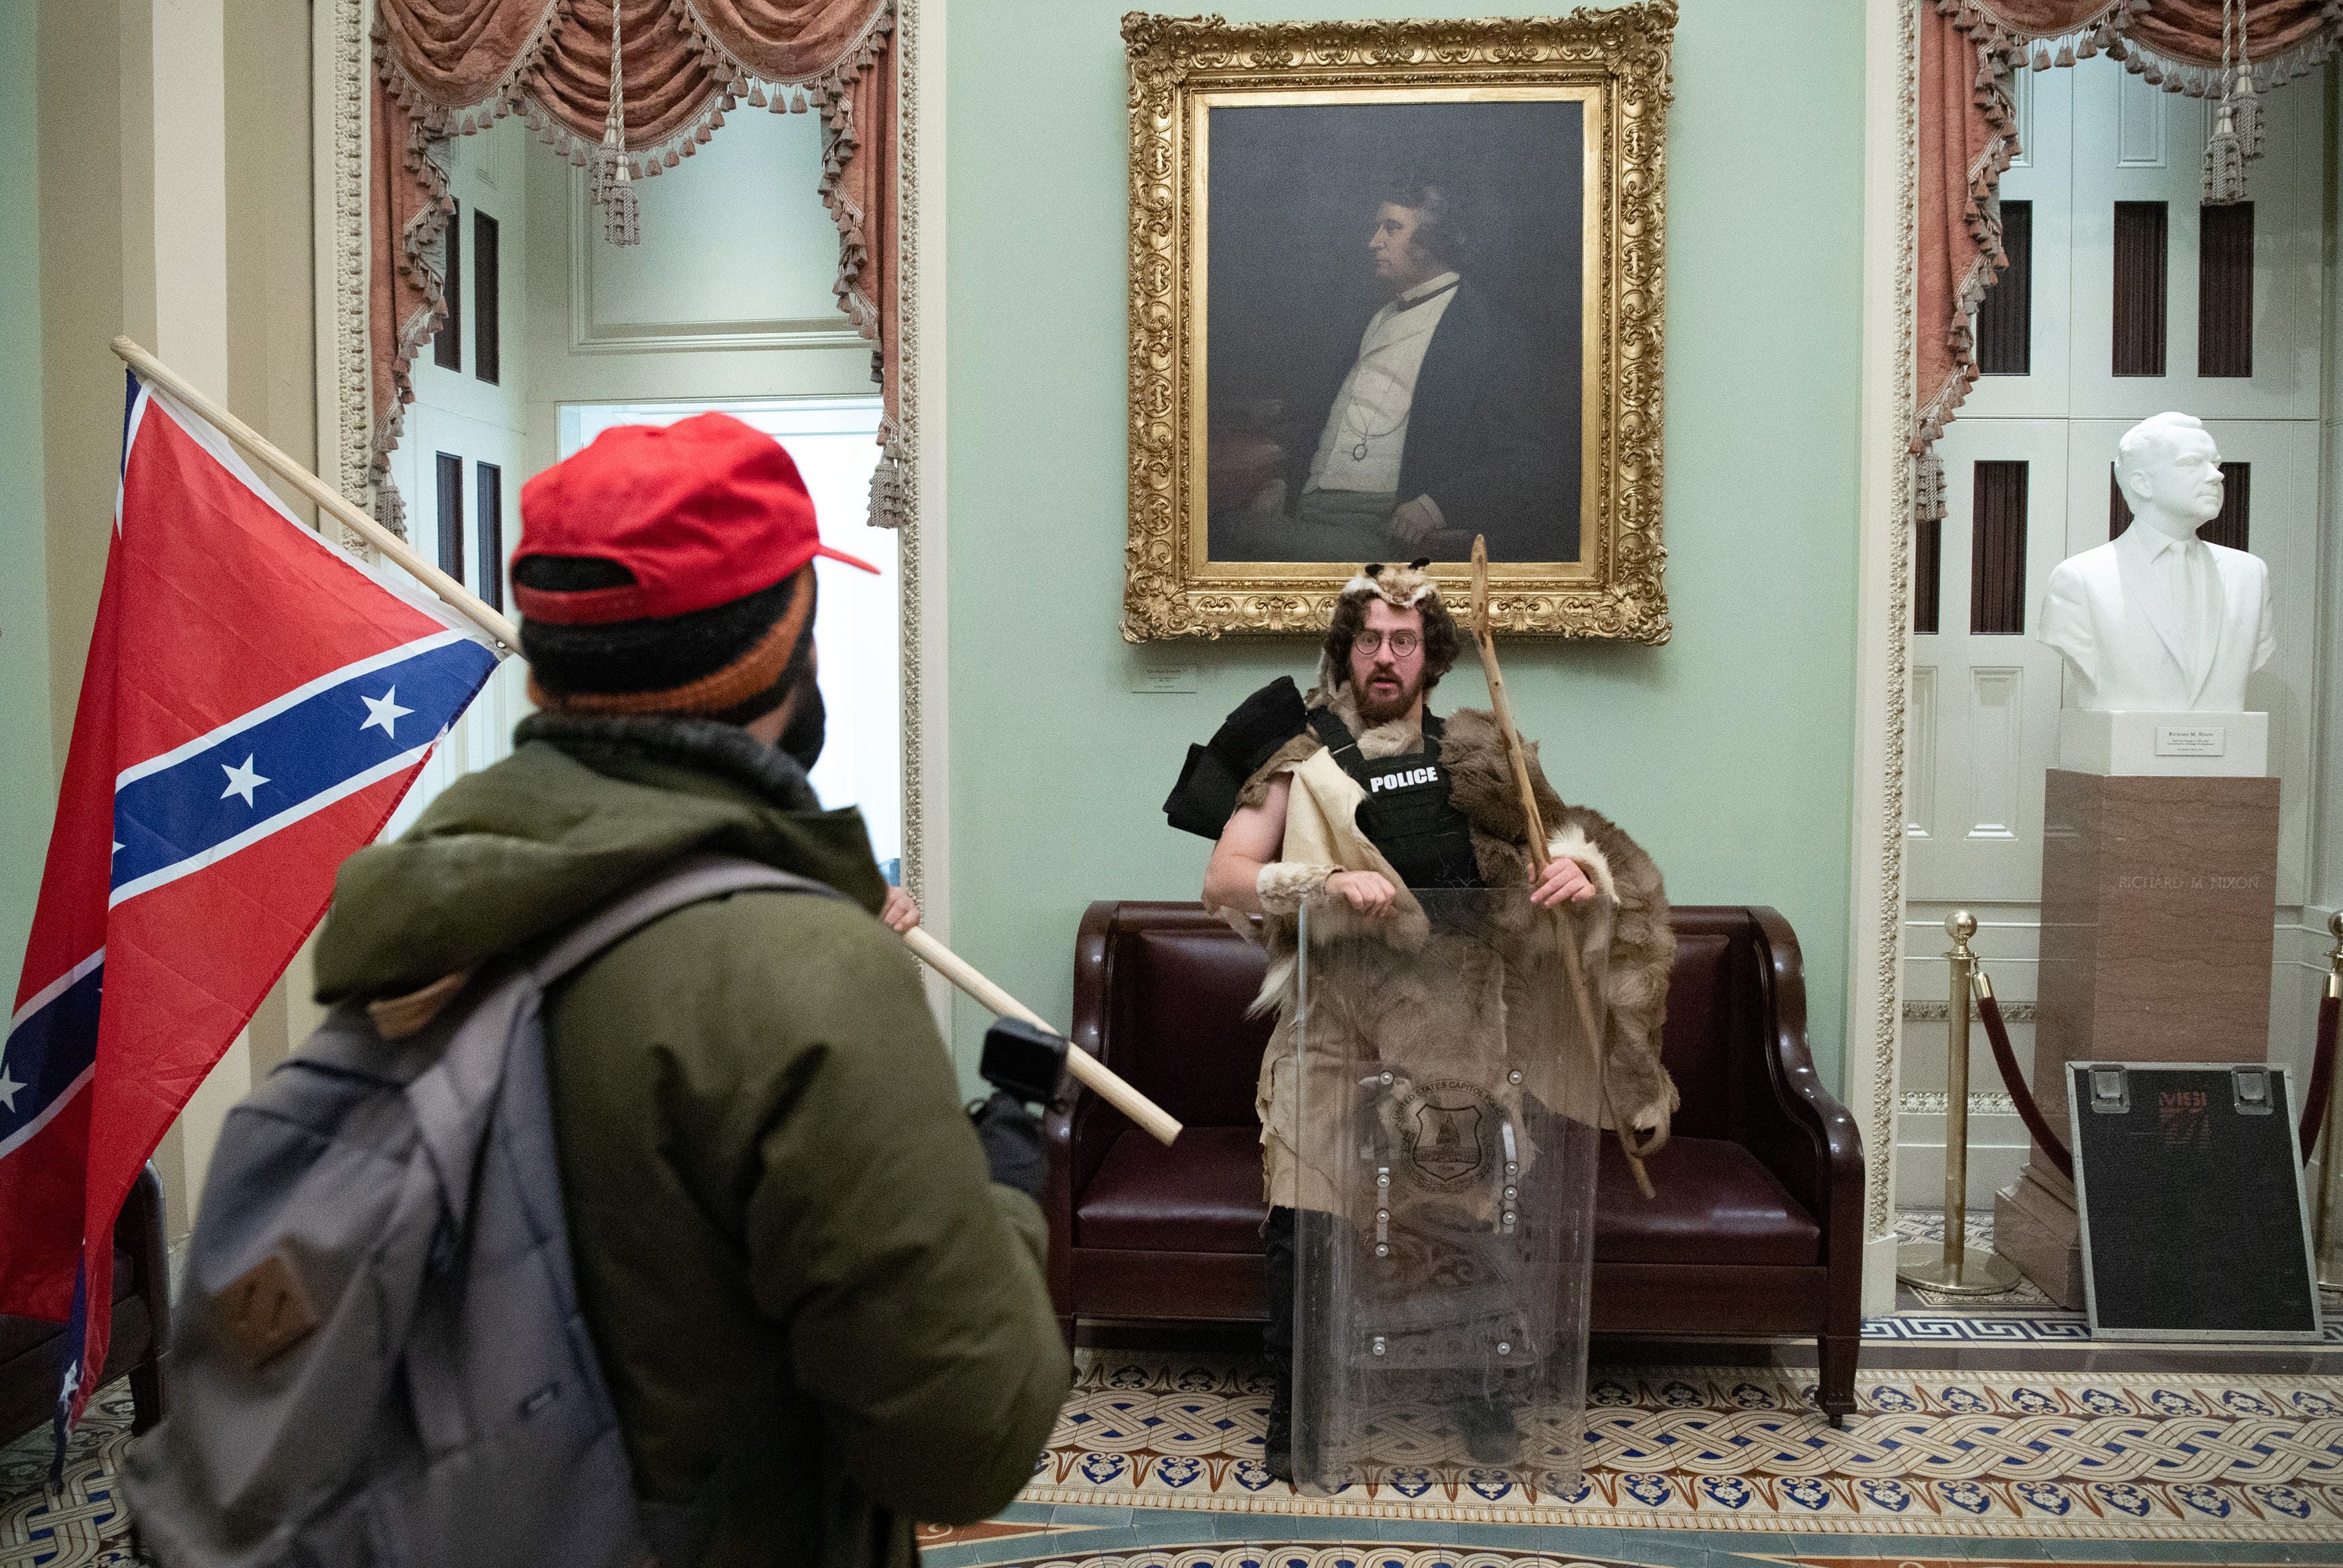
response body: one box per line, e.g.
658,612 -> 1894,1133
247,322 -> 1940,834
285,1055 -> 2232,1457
1045,901 -> 1866,1421
0,1162 -> 170,1444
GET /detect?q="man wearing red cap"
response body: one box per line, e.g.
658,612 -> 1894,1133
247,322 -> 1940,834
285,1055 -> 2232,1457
315,414 -> 1070,1567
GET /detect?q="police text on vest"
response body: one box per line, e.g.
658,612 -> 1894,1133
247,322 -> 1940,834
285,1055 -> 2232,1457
1370,767 -> 1441,793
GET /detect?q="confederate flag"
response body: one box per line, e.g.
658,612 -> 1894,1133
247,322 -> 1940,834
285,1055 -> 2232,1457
0,371 -> 499,1446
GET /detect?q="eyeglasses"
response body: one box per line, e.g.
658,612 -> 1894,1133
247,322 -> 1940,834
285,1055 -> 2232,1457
1352,630 -> 1421,657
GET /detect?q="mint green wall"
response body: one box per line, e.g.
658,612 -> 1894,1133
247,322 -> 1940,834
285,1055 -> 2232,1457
0,1 -> 54,975
951,0 -> 1866,1096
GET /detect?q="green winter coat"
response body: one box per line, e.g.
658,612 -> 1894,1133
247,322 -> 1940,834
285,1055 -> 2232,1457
313,714 -> 1070,1568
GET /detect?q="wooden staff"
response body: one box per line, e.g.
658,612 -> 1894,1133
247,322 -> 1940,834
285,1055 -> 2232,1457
906,929 -> 1182,1146
112,337 -> 1184,1148
113,335 -> 519,650
1469,537 -> 1654,1197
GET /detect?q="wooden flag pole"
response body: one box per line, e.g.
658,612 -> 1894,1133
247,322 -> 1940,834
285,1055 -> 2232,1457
1469,537 -> 1653,1197
112,335 -> 1184,1148
112,335 -> 519,650
904,929 -> 1182,1146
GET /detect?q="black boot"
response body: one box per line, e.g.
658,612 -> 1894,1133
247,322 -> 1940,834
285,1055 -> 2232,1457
1454,1394 -> 1518,1466
1261,1207 -> 1297,1483
1263,1374 -> 1294,1482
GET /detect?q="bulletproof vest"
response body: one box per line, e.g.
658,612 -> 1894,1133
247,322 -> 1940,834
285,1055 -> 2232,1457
1307,706 -> 1484,891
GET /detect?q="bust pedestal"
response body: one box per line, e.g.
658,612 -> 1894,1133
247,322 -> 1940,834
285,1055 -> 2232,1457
1992,756 -> 2280,1308
2056,709 -> 2268,777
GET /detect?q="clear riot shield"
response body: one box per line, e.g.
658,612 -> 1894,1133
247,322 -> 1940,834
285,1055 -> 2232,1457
1289,886 -> 1601,1494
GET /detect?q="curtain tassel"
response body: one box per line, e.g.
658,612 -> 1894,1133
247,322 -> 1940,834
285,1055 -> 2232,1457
592,3 -> 641,246
2204,102 -> 2248,203
2232,75 -> 2264,159
2203,0 -> 2255,203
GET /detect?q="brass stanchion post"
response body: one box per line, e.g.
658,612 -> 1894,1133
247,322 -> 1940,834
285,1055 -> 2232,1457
2314,911 -> 2343,1290
1898,911 -> 2020,1294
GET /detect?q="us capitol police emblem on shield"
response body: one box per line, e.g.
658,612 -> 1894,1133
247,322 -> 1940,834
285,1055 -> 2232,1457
1401,1079 -> 1502,1191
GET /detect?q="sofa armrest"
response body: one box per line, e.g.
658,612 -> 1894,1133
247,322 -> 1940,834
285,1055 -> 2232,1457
1066,901 -> 1133,1193
1732,908 -> 1865,1249
123,1162 -> 169,1344
1048,903 -> 1138,1314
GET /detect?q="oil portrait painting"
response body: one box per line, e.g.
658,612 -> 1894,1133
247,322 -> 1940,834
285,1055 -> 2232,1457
1123,10 -> 1674,640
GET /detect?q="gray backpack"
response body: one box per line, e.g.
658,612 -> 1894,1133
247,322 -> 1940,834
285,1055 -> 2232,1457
123,855 -> 833,1568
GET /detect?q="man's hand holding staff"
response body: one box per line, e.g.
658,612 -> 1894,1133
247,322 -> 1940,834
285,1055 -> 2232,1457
1468,536 -> 1655,1198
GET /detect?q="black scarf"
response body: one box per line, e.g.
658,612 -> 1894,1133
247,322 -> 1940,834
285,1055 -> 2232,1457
515,711 -> 821,814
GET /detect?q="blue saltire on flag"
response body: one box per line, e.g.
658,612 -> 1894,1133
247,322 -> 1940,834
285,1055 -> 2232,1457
0,371 -> 500,1458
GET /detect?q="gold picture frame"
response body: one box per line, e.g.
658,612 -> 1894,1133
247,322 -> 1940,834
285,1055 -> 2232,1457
1122,7 -> 1674,641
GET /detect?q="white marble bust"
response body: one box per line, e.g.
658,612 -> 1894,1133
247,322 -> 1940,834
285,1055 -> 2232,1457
2038,413 -> 2274,713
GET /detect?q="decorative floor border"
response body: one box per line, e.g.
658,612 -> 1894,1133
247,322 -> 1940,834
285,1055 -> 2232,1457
1024,1360 -> 2343,1539
1861,1312 -> 2343,1344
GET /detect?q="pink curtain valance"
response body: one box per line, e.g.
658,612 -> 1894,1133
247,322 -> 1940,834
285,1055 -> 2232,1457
369,0 -> 900,531
1914,0 -> 2343,519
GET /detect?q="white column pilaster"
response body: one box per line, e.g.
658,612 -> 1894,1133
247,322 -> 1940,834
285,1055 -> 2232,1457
138,0 -> 250,1225
1848,0 -> 1920,1316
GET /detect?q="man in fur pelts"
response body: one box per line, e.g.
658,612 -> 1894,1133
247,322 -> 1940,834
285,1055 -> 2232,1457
1166,560 -> 1675,1481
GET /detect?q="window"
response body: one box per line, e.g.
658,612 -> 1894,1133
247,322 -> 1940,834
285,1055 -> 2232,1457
433,201 -> 463,373
1913,517 -> 1941,634
1976,201 -> 2031,376
2111,201 -> 2167,377
2198,201 -> 2253,378
435,452 -> 463,579
475,462 -> 504,611
473,211 -> 501,385
1969,461 -> 2028,634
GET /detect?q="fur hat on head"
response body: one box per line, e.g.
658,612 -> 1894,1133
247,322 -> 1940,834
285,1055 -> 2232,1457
1341,557 -> 1441,610
1315,557 -> 1461,697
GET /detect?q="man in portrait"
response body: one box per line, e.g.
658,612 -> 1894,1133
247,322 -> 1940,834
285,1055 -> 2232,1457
1210,171 -> 1569,563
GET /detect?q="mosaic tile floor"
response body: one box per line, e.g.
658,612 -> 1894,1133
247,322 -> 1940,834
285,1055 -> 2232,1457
1022,1355 -> 2343,1539
0,1383 -> 140,1567
1880,1211 -> 2343,1338
12,1354 -> 2343,1568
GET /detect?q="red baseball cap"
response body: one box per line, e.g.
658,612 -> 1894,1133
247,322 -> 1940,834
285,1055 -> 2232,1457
514,412 -> 878,627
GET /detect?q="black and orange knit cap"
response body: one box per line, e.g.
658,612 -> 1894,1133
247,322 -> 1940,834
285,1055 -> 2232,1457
511,413 -> 878,724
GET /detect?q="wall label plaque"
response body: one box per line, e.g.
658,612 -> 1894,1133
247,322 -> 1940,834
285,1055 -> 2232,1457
2068,1061 -> 2322,1342
2154,725 -> 2227,757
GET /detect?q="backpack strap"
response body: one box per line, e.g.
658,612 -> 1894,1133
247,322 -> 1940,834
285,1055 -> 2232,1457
532,853 -> 842,988
405,854 -> 840,1257
1307,705 -> 1368,784
535,859 -> 841,1568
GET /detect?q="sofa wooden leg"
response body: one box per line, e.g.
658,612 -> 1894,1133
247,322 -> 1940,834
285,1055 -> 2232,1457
129,1358 -> 165,1435
1817,1332 -> 1858,1424
1057,1315 -> 1077,1353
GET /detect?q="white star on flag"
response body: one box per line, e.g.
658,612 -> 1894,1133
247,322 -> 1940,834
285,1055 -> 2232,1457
361,687 -> 414,739
0,1057 -> 20,1114
220,754 -> 269,807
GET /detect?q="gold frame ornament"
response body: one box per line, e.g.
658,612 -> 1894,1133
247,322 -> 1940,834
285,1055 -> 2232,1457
1121,7 -> 1674,641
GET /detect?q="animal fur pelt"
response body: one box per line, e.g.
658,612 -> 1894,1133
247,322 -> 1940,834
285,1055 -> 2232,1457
1236,687 -> 1680,1150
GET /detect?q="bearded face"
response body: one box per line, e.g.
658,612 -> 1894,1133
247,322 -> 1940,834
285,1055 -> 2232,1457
1348,600 -> 1429,724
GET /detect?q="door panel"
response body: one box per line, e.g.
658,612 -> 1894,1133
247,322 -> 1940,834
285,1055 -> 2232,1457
1907,420 -> 2071,902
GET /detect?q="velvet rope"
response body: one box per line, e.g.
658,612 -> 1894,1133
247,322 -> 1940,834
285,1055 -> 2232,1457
1973,972 -> 2074,1180
367,0 -> 900,532
2298,990 -> 2339,1162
